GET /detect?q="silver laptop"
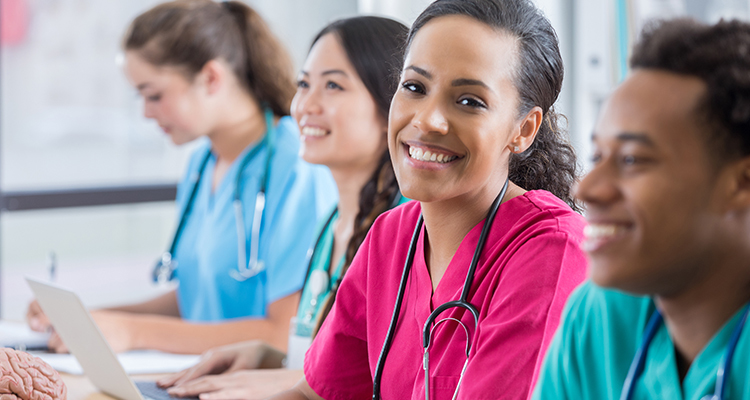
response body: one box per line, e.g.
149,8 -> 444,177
26,277 -> 194,400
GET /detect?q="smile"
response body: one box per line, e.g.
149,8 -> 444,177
407,145 -> 458,164
582,223 -> 632,252
301,126 -> 329,137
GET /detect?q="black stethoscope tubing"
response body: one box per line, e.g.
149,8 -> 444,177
372,178 -> 509,400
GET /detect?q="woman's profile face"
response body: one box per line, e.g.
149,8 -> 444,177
291,33 -> 387,172
389,15 -> 523,204
124,51 -> 212,145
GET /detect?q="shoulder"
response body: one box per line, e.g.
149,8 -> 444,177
507,190 -> 586,239
184,140 -> 212,175
560,281 -> 653,340
368,200 -> 421,239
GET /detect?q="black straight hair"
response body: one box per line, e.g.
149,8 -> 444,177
308,16 -> 408,335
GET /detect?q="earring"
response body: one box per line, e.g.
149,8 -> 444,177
513,146 -> 520,153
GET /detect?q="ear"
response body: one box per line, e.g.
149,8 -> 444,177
724,156 -> 750,211
196,59 -> 225,95
509,106 -> 543,154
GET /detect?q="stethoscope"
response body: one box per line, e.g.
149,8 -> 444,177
152,107 -> 276,284
302,192 -> 405,324
620,303 -> 750,400
372,179 -> 509,400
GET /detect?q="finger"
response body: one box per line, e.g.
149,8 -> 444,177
172,354 -> 231,387
157,370 -> 187,388
200,388 -> 258,400
27,301 -> 51,332
48,333 -> 69,354
169,377 -> 222,398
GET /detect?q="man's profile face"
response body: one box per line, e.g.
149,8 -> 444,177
577,69 -> 727,296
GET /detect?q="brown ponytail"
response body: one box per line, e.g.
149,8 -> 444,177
124,0 -> 295,116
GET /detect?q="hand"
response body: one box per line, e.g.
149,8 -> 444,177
26,300 -> 51,332
167,369 -> 304,400
157,341 -> 285,389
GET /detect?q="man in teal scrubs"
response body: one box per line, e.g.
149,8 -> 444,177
533,19 -> 750,399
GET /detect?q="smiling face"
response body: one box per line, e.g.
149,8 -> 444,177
577,69 -> 732,295
124,51 -> 212,145
388,15 -> 524,204
291,33 -> 387,172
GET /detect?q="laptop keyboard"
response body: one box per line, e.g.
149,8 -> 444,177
135,381 -> 198,400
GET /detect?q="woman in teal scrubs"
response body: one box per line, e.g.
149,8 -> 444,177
533,19 -> 750,399
26,0 -> 336,355
155,16 -> 410,399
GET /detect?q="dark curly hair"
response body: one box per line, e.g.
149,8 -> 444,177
407,0 -> 580,211
630,18 -> 750,165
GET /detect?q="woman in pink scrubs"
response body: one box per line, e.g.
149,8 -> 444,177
271,0 -> 587,399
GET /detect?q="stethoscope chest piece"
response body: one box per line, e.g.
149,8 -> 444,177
308,269 -> 329,298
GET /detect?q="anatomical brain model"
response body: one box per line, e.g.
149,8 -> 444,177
0,348 -> 66,400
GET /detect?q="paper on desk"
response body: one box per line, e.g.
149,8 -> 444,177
33,350 -> 201,375
0,320 -> 51,350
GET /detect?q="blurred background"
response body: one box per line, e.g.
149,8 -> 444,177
1,0 -> 748,320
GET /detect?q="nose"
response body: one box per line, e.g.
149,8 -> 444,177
292,86 -> 323,121
143,101 -> 156,120
411,95 -> 449,135
575,159 -> 621,208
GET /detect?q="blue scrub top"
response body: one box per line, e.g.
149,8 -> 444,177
172,116 -> 337,322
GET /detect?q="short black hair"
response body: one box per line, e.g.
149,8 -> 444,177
631,18 -> 750,164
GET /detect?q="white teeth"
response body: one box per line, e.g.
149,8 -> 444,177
407,145 -> 457,164
584,224 -> 627,239
301,126 -> 328,137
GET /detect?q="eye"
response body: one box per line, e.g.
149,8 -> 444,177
590,151 -> 603,165
401,81 -> 425,95
146,94 -> 162,102
326,81 -> 343,90
458,96 -> 487,109
296,79 -> 309,89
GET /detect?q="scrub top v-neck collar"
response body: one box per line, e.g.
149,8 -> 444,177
638,303 -> 749,399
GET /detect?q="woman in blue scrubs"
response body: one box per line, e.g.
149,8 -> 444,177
153,16 -> 410,399
26,0 -> 336,354
533,19 -> 750,400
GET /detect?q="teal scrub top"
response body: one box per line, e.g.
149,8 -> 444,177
532,281 -> 750,400
172,116 -> 337,322
295,196 -> 410,337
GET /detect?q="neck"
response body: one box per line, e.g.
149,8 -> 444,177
655,254 -> 750,374
421,179 -> 524,290
328,164 -> 379,263
209,96 -> 266,164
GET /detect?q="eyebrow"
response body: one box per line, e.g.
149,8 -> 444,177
591,132 -> 656,147
299,70 -> 349,78
405,66 -> 491,91
136,83 -> 151,91
452,78 -> 491,91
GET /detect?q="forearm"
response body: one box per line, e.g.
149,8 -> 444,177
127,314 -> 291,354
106,289 -> 180,317
266,378 -> 321,400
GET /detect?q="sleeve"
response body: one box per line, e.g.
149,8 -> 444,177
459,231 -> 587,400
262,164 -> 333,304
303,231 -> 374,400
530,283 -> 591,400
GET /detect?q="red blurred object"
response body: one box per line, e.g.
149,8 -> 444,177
1,0 -> 29,46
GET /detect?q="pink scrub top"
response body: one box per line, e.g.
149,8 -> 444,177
304,190 -> 587,400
